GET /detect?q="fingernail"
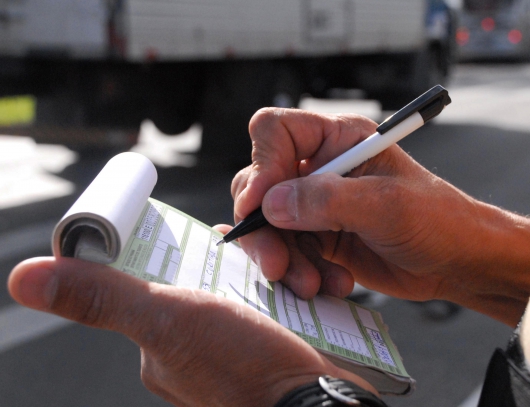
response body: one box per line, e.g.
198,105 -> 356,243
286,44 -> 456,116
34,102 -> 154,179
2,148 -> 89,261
267,185 -> 297,222
17,267 -> 57,310
253,253 -> 262,271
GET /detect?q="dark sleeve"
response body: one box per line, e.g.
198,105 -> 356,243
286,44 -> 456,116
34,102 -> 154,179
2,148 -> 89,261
478,324 -> 530,407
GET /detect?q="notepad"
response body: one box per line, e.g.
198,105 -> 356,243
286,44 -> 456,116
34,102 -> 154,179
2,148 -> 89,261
52,152 -> 415,396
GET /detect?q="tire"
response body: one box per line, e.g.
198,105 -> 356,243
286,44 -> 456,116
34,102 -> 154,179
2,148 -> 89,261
378,46 -> 448,110
271,65 -> 304,109
146,63 -> 203,135
200,61 -> 303,168
410,45 -> 448,95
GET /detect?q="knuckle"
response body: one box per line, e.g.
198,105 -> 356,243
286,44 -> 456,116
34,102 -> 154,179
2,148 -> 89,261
135,290 -> 203,356
231,166 -> 251,199
300,175 -> 343,229
312,176 -> 340,212
369,179 -> 409,220
136,311 -> 175,352
66,279 -> 112,327
335,114 -> 378,138
248,107 -> 283,138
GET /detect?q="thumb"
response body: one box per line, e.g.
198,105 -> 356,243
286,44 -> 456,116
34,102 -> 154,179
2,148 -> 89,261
8,257 -> 199,352
261,172 -> 397,234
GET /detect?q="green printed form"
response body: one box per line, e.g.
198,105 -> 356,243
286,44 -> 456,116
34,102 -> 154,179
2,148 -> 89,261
111,198 -> 409,379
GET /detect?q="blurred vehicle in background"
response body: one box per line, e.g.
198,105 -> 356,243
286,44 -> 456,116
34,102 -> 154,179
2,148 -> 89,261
0,0 -> 456,163
456,0 -> 530,61
426,0 -> 458,77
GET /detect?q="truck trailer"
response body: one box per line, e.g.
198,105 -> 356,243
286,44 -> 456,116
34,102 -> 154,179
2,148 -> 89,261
0,0 -> 455,164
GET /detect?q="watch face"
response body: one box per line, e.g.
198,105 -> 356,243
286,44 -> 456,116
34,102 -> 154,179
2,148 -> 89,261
318,376 -> 388,407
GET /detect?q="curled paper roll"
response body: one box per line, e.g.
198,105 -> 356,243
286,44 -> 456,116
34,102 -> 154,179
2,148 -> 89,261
52,152 -> 157,264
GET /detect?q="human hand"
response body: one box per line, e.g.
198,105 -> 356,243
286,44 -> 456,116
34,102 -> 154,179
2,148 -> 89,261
227,108 -> 530,326
8,257 -> 377,406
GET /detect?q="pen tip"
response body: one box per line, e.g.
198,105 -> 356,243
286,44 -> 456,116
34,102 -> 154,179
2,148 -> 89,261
216,240 -> 225,246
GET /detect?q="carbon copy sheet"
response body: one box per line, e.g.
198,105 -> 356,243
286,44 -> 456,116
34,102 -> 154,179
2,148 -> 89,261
110,198 -> 408,378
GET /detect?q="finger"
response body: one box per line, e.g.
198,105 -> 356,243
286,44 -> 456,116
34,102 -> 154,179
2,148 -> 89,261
235,109 -> 377,219
249,109 -> 378,174
279,232 -> 322,299
261,169 -> 414,235
8,257 -> 145,331
212,224 -> 233,235
238,226 -> 289,282
230,165 -> 252,206
8,257 -> 208,353
212,223 -> 291,283
296,233 -> 355,298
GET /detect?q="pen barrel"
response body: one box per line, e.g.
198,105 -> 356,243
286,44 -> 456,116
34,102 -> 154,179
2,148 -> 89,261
220,207 -> 268,244
312,112 -> 424,176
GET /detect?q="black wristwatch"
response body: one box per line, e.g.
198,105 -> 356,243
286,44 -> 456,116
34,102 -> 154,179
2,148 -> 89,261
274,375 -> 390,407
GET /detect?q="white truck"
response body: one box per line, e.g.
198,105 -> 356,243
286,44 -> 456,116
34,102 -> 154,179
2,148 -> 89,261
0,0 -> 455,163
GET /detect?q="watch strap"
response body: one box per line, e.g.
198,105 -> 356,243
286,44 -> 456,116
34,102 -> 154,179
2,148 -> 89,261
274,375 -> 389,407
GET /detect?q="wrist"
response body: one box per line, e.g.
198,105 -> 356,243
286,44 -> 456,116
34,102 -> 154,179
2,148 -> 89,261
442,200 -> 530,326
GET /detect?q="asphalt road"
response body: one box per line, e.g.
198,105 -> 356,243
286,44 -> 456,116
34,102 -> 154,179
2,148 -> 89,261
1,62 -> 529,407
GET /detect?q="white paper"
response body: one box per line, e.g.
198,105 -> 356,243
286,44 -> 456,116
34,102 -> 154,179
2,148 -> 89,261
52,152 -> 157,263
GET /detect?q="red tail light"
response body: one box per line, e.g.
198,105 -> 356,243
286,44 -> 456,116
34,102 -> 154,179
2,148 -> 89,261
481,17 -> 495,32
508,29 -> 523,44
456,27 -> 470,45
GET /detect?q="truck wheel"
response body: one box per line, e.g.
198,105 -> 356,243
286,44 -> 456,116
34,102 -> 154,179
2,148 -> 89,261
271,65 -> 304,109
379,46 -> 448,111
411,45 -> 447,95
146,63 -> 203,135
200,62 -> 303,169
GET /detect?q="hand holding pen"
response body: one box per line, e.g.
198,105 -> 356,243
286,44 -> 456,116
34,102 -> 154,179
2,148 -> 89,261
219,85 -> 451,245
216,85 -> 465,302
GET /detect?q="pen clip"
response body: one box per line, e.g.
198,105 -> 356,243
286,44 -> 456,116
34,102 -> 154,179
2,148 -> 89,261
376,85 -> 452,135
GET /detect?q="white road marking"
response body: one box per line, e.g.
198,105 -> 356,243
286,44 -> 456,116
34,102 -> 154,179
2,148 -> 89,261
131,120 -> 202,168
457,385 -> 482,407
0,136 -> 76,210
